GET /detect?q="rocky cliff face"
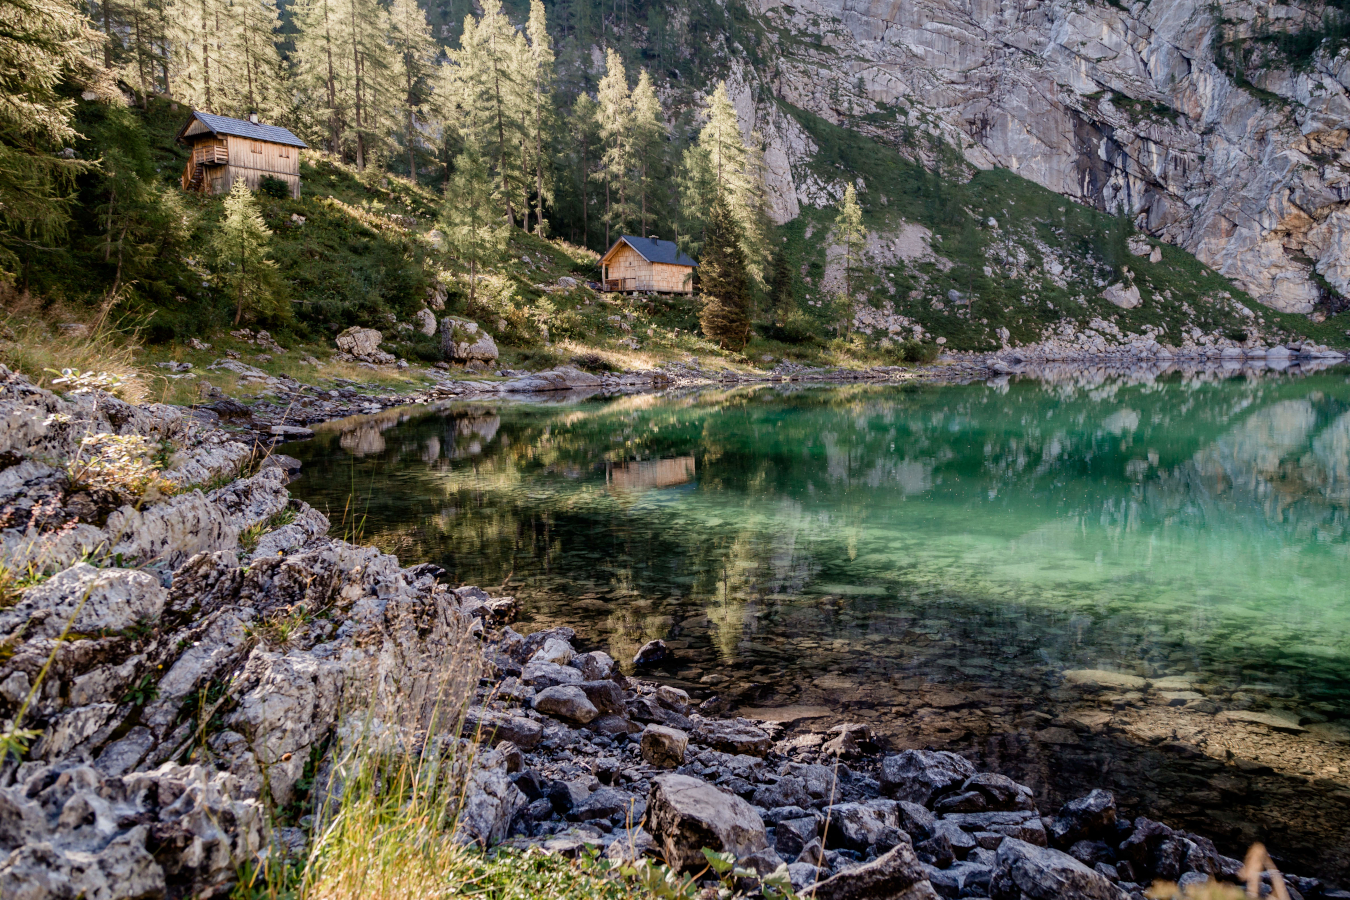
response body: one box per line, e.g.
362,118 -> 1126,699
737,0 -> 1350,315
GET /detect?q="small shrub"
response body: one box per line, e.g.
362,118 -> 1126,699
778,310 -> 820,345
882,340 -> 939,364
572,352 -> 618,373
258,176 -> 290,200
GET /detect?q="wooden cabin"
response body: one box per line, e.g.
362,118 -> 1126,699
599,236 -> 697,294
176,111 -> 307,199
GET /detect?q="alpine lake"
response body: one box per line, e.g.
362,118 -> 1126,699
288,365 -> 1350,882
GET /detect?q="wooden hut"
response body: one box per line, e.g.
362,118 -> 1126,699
176,111 -> 307,199
599,236 -> 697,294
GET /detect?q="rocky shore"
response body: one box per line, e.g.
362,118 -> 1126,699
1,364 -> 1345,900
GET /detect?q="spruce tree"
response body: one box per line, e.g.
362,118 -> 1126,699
767,240 -> 794,317
292,0 -> 347,154
0,0 -> 114,275
442,149 -> 506,305
568,93 -> 600,248
698,196 -> 751,351
210,179 -> 282,326
595,48 -> 633,246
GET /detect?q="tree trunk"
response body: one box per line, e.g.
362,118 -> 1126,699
322,0 -> 339,155
102,0 -> 111,68
200,0 -> 212,110
406,66 -> 416,181
350,0 -> 365,171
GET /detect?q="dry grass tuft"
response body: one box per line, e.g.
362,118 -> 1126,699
0,290 -> 148,402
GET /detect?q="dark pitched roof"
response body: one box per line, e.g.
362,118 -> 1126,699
177,111 -> 308,149
615,235 -> 697,267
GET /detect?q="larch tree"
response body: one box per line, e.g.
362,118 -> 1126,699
595,47 -> 632,246
568,92 -> 600,248
0,0 -> 116,275
629,69 -> 665,238
681,81 -> 768,285
442,149 -> 506,306
451,0 -> 524,225
697,195 -> 751,350
210,179 -> 282,326
832,183 -> 865,335
520,0 -> 554,236
229,0 -> 284,120
387,0 -> 438,181
292,0 -> 347,155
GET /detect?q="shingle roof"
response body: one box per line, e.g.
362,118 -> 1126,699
179,111 -> 308,149
614,235 -> 697,267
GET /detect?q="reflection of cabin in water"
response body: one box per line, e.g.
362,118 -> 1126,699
599,236 -> 697,294
607,456 -> 696,491
176,111 -> 307,198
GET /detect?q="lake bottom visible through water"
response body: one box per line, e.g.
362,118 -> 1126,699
289,369 -> 1350,882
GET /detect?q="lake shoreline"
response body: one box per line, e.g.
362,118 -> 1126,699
2,364 -> 1346,899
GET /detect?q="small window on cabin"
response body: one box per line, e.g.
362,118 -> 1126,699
280,146 -> 289,159
251,141 -> 262,154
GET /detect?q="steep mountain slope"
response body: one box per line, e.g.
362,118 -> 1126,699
734,0 -> 1349,315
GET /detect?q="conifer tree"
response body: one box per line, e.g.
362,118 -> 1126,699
629,69 -> 666,238
442,149 -> 506,305
292,0 -> 346,154
0,0 -> 115,274
521,0 -> 554,235
834,182 -> 865,300
595,48 -> 632,246
210,179 -> 282,326
232,0 -> 284,119
568,92 -> 601,248
767,240 -> 794,317
450,0 -> 523,224
698,195 -> 751,350
387,0 -> 438,181
681,82 -> 768,284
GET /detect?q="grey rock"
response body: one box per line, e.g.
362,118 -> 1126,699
753,775 -> 812,810
880,750 -> 976,806
646,773 -> 768,871
957,773 -> 1036,812
463,708 -> 544,750
775,816 -> 820,858
442,317 -> 499,362
522,660 -> 584,688
632,639 -> 668,667
809,840 -> 939,900
1049,790 -> 1117,847
573,650 -> 617,681
579,679 -> 626,716
0,563 -> 166,641
694,719 -> 773,756
532,685 -> 600,724
640,724 -> 689,768
456,750 -> 527,847
822,801 -> 903,854
990,838 -> 1126,900
897,801 -> 937,841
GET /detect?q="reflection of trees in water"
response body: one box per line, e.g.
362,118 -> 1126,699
290,374 -> 1350,701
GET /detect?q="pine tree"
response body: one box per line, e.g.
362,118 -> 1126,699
595,48 -> 632,246
210,179 -> 282,326
0,0 -> 115,275
629,69 -> 665,238
698,196 -> 751,350
442,149 -> 506,305
680,82 -> 768,284
387,0 -> 437,181
521,0 -> 554,235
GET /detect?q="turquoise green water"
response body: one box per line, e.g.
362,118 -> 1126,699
289,372 -> 1350,717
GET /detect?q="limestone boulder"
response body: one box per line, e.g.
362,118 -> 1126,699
989,838 -> 1126,900
810,840 -> 939,900
1102,283 -> 1142,309
532,685 -> 599,724
0,563 -> 166,641
441,317 -> 499,362
646,773 -> 768,871
880,750 -> 977,807
416,308 -> 438,336
640,724 -> 688,768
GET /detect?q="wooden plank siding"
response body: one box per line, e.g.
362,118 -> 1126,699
182,135 -> 301,199
601,243 -> 694,294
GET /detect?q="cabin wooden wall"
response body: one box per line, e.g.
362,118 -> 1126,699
601,243 -> 694,293
198,136 -> 301,198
